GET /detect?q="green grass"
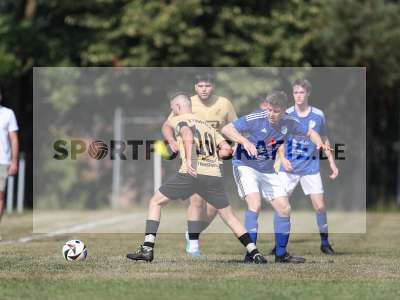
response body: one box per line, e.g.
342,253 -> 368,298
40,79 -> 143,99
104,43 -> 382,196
0,212 -> 399,299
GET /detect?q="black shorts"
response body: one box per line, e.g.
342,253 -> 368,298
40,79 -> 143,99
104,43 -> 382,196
159,173 -> 230,209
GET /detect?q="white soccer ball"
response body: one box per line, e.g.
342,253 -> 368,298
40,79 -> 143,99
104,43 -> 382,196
62,240 -> 88,261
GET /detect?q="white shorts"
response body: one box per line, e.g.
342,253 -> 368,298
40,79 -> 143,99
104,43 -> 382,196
232,165 -> 287,201
278,171 -> 324,196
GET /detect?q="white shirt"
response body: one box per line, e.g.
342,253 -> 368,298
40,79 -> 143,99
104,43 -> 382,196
0,105 -> 19,165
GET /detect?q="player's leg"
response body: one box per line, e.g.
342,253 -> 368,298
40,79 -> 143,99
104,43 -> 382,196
127,191 -> 170,262
216,205 -> 266,264
232,165 -> 261,257
0,192 -> 4,222
0,165 -> 6,224
198,175 -> 267,264
309,193 -> 334,254
0,166 -> 6,240
186,193 -> 206,256
128,173 -> 195,262
233,166 -> 262,261
264,173 -> 305,263
300,173 -> 335,255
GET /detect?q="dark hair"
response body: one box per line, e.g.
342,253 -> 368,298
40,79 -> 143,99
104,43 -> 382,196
292,78 -> 312,93
195,73 -> 214,84
266,90 -> 288,109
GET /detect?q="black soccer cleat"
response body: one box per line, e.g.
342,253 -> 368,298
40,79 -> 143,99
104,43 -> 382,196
275,252 -> 306,264
252,253 -> 268,264
243,252 -> 253,263
321,244 -> 335,255
127,245 -> 154,262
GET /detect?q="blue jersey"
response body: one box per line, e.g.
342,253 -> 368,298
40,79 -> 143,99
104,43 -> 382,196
281,106 -> 327,175
232,109 -> 308,174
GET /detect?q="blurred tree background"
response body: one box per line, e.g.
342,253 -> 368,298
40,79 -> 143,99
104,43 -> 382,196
0,0 -> 399,208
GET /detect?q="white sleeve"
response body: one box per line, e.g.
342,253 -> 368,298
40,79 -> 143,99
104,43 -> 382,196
8,110 -> 19,132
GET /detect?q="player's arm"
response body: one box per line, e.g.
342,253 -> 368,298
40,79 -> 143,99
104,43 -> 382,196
276,143 -> 292,172
215,132 -> 233,159
322,136 -> 339,179
221,123 -> 257,157
162,116 -> 179,153
8,131 -> 18,176
180,125 -> 197,177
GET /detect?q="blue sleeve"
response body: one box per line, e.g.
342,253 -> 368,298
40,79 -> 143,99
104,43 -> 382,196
233,115 -> 250,133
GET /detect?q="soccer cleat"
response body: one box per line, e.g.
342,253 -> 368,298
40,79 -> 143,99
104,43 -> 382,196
185,231 -> 201,257
185,231 -> 190,253
321,244 -> 335,255
243,252 -> 253,263
187,249 -> 201,257
275,252 -> 305,264
268,246 -> 276,256
127,245 -> 154,262
252,253 -> 268,264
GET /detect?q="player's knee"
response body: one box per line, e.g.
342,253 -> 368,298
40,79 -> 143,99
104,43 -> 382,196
150,192 -> 169,207
189,195 -> 205,208
278,204 -> 291,217
247,202 -> 261,213
314,203 -> 326,214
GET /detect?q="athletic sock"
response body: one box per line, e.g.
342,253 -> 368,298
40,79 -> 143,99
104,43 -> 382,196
274,213 -> 291,257
316,212 -> 329,246
200,220 -> 210,233
238,233 -> 259,255
187,221 -> 203,251
144,220 -> 159,248
244,210 -> 258,244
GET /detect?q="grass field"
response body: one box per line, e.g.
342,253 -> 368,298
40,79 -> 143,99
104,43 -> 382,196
0,212 -> 399,299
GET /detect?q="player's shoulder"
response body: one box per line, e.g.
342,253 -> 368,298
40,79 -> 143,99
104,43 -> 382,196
216,96 -> 233,105
282,113 -> 300,124
0,106 -> 16,121
244,109 -> 268,122
285,106 -> 295,115
310,106 -> 325,119
0,105 -> 14,115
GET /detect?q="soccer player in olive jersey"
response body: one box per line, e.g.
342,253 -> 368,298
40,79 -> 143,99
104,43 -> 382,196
162,74 -> 237,256
127,93 -> 267,264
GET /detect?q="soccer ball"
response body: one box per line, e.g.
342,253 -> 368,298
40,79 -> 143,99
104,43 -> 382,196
62,240 -> 88,261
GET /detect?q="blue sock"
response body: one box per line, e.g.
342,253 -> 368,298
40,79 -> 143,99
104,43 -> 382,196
274,213 -> 291,257
244,210 -> 258,244
316,212 -> 329,246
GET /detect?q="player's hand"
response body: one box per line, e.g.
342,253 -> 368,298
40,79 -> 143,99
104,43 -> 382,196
8,162 -> 18,176
186,162 -> 197,177
281,158 -> 293,172
243,141 -> 258,157
329,163 -> 339,180
317,142 -> 333,152
168,140 -> 179,153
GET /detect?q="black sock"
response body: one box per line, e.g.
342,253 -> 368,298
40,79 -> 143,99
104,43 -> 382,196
238,233 -> 259,256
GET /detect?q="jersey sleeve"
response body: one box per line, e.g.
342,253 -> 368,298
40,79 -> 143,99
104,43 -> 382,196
232,115 -> 251,133
8,111 -> 18,132
225,99 -> 238,122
